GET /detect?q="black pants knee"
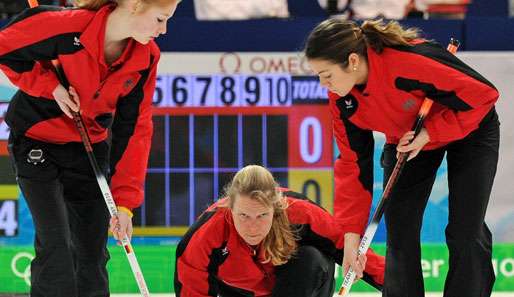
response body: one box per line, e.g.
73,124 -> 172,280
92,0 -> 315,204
8,135 -> 110,297
217,246 -> 335,297
381,108 -> 499,297
272,246 -> 335,297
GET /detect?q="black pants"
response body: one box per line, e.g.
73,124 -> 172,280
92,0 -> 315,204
272,246 -> 335,297
8,134 -> 110,297
381,108 -> 499,297
218,246 -> 335,297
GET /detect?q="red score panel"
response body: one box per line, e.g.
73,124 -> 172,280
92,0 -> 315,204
288,105 -> 332,168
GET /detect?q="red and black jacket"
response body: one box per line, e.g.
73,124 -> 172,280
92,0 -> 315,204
0,5 -> 160,209
175,189 -> 385,297
330,41 -> 499,235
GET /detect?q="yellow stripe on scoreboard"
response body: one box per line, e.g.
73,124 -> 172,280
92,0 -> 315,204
0,185 -> 18,200
132,226 -> 190,237
288,169 -> 334,213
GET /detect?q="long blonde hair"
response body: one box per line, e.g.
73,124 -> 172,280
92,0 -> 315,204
304,18 -> 420,68
224,165 -> 298,265
74,0 -> 179,10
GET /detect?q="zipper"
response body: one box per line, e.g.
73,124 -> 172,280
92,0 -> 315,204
93,66 -> 117,99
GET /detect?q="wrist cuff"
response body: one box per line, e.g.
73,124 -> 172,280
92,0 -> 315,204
117,206 -> 133,218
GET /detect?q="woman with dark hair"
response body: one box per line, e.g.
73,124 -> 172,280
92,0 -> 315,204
0,0 -> 179,295
175,165 -> 385,297
304,18 -> 499,297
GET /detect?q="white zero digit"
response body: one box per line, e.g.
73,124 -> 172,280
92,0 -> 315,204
299,117 -> 322,164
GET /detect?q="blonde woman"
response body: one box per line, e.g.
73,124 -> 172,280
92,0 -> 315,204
175,165 -> 385,297
0,0 -> 179,295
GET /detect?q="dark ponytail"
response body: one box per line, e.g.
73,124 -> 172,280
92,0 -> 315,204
361,19 -> 420,53
304,18 -> 420,68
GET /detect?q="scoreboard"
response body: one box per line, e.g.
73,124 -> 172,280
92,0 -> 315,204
152,74 -> 327,107
133,73 -> 333,236
0,53 -> 335,239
